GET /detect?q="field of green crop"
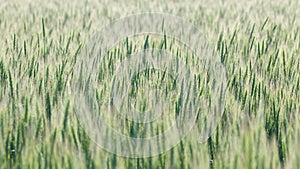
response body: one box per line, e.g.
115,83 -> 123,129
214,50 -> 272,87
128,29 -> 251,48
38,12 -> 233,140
0,0 -> 300,168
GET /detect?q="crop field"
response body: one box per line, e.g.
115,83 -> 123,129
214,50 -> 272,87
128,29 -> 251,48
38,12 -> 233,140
0,0 -> 300,168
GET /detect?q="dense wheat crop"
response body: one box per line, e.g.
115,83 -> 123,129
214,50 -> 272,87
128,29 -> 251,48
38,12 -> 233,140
0,0 -> 299,168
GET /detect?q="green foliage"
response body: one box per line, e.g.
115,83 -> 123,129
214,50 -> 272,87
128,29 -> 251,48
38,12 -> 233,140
0,0 -> 299,168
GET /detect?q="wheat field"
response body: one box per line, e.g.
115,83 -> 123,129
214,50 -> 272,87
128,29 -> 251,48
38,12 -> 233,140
0,0 -> 300,168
